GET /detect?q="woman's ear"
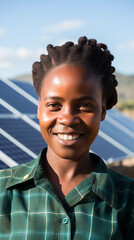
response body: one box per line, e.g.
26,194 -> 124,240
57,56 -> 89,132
37,97 -> 41,119
101,99 -> 106,121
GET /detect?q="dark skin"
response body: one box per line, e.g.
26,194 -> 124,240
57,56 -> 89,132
38,64 -> 106,200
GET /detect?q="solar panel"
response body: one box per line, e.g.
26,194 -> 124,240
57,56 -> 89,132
0,160 -> 10,169
107,108 -> 134,132
0,118 -> 46,154
0,80 -> 37,113
11,79 -> 38,99
0,78 -> 134,169
100,120 -> 133,152
0,104 -> 10,114
91,134 -> 128,161
1,134 -> 33,164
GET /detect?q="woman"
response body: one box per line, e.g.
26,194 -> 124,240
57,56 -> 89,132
0,36 -> 134,239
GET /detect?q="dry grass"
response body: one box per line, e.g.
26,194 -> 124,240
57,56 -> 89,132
122,109 -> 134,119
108,157 -> 134,179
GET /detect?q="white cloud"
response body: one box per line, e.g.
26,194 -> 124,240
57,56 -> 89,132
0,47 -> 45,62
118,40 -> 134,50
16,48 -> 34,59
0,46 -> 48,74
0,46 -> 45,73
0,26 -> 6,37
0,47 -> 14,60
44,20 -> 84,33
0,61 -> 12,69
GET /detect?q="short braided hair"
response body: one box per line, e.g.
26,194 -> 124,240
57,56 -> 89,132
32,36 -> 118,109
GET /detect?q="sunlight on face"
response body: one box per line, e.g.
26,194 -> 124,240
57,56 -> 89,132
53,76 -> 61,86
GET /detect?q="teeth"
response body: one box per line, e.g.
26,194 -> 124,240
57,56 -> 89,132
57,134 -> 79,140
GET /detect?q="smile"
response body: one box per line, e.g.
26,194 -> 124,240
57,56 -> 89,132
57,134 -> 79,141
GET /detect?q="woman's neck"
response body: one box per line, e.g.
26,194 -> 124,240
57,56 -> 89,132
41,147 -> 95,200
45,147 -> 93,181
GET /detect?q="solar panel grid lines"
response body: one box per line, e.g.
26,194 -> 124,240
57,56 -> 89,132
106,115 -> 134,138
107,108 -> 134,132
11,79 -> 38,100
1,128 -> 38,159
100,121 -> 134,153
0,113 -> 37,120
0,80 -> 37,114
0,78 -> 134,169
90,135 -> 128,162
1,78 -> 38,106
0,151 -> 18,167
0,118 -> 46,155
1,98 -> 40,131
99,130 -> 134,158
0,134 -> 34,169
0,161 -> 10,169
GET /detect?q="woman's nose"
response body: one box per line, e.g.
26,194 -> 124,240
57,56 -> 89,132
57,107 -> 81,126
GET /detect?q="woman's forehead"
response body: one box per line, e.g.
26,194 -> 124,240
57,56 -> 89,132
40,64 -> 103,100
42,64 -> 102,87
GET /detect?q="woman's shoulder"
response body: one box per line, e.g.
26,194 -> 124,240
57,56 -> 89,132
0,158 -> 37,191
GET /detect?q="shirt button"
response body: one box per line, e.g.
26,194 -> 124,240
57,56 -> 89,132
62,217 -> 69,224
23,174 -> 30,180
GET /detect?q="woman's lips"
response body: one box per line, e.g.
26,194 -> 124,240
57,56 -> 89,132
57,133 -> 79,140
53,133 -> 84,145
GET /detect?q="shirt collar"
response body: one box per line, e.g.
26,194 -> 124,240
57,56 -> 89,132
6,149 -> 117,209
90,153 -> 118,209
6,150 -> 42,189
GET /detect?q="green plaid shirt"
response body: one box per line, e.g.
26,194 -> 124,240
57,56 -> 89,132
0,148 -> 134,240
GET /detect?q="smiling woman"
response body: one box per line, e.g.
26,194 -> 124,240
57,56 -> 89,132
37,64 -> 106,163
0,36 -> 134,240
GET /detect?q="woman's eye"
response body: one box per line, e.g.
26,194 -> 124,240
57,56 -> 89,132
47,103 -> 61,111
78,103 -> 94,111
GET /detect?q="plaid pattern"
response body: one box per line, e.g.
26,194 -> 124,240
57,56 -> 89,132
0,148 -> 134,240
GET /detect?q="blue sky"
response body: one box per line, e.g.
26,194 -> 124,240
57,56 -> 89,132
0,0 -> 134,78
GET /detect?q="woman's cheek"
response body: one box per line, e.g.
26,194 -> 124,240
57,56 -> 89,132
39,112 -> 57,130
40,112 -> 52,122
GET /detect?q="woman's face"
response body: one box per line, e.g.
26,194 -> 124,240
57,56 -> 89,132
38,64 -> 106,161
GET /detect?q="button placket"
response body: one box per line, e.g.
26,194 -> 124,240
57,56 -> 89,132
62,217 -> 69,224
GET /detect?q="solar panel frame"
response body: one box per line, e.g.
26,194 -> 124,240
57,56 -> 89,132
0,80 -> 37,113
0,135 -> 33,167
0,118 -> 46,155
107,108 -> 134,132
100,120 -> 134,152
